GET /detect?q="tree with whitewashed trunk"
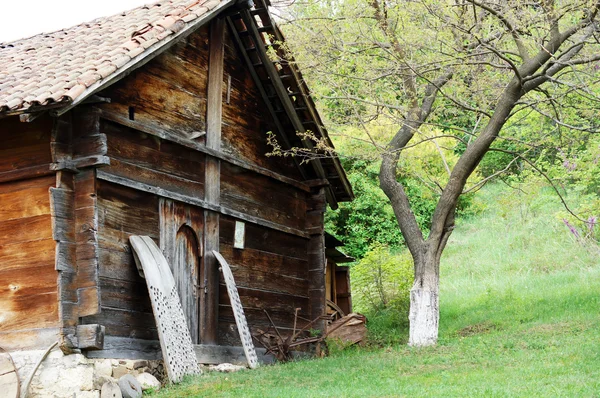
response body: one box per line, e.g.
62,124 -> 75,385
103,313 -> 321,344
274,0 -> 600,346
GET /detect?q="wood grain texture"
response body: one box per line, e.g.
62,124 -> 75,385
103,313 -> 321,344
160,198 -> 203,343
220,215 -> 308,260
0,115 -> 53,174
221,29 -> 302,180
0,175 -> 58,346
95,180 -> 159,341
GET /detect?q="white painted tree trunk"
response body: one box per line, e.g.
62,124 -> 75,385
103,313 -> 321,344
408,276 -> 439,347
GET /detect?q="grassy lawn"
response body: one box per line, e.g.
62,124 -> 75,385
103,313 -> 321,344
152,184 -> 600,397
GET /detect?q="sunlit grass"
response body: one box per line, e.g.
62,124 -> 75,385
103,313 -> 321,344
152,184 -> 600,397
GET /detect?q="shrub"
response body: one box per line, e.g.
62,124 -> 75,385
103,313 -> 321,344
350,246 -> 414,345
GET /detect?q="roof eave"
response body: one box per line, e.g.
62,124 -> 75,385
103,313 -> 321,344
46,0 -> 237,118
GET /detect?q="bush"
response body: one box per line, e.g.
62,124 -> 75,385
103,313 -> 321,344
350,246 -> 414,345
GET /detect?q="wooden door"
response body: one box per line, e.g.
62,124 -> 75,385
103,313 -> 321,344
160,198 -> 204,343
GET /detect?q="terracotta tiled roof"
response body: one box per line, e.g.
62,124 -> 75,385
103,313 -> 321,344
0,0 -> 231,115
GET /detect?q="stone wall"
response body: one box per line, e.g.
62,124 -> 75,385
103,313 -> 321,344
11,348 -> 164,398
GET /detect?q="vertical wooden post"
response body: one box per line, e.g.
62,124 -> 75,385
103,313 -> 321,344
202,18 -> 225,344
51,113 -> 79,353
307,185 -> 328,332
52,108 -> 106,353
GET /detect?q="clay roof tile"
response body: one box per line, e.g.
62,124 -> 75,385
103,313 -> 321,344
0,0 -> 229,113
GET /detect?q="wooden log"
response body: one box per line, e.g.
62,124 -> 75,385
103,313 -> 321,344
0,164 -> 53,184
0,266 -> 58,297
103,121 -> 206,182
218,244 -> 308,279
0,238 -> 55,273
99,111 -> 310,192
218,285 -> 309,313
0,293 -> 59,331
0,214 -> 53,246
99,277 -> 152,313
84,307 -> 158,341
85,336 -> 162,360
77,324 -> 105,350
220,216 -> 309,259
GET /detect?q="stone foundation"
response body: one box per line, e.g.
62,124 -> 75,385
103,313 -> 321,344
10,348 -> 164,398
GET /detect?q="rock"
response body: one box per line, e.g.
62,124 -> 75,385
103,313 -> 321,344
94,374 -> 117,390
210,363 -> 245,373
112,365 -> 129,379
135,372 -> 161,391
101,381 -> 122,398
95,359 -> 113,378
118,374 -> 143,398
132,360 -> 148,370
77,392 -> 101,398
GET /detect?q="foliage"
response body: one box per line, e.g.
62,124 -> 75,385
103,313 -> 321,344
325,164 -> 405,259
326,128 -> 481,258
350,245 -> 413,315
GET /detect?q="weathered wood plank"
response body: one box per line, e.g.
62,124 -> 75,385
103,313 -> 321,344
98,70 -> 207,141
99,110 -> 310,192
99,277 -> 152,313
0,214 -> 53,246
218,244 -> 308,279
85,336 -> 162,360
0,266 -> 57,297
220,216 -> 309,259
221,264 -> 308,297
218,305 -> 310,330
0,143 -> 53,173
98,247 -> 138,281
219,285 -> 309,313
84,307 -> 158,341
97,170 -> 309,238
103,121 -> 206,182
103,158 -> 204,200
0,293 -> 58,331
0,238 -> 55,273
77,324 -> 105,350
0,164 -> 53,183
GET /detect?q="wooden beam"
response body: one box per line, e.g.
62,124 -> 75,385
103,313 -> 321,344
202,18 -> 226,345
0,164 -> 54,184
225,16 -> 309,182
99,109 -> 311,192
238,9 -> 337,208
85,336 -> 162,360
307,186 -> 327,332
76,324 -> 105,350
97,170 -> 309,238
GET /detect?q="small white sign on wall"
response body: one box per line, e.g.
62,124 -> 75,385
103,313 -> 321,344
234,221 -> 245,249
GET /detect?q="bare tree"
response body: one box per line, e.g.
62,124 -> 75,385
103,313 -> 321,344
277,0 -> 600,345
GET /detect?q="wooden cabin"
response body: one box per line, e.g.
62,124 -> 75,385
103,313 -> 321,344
0,0 -> 353,361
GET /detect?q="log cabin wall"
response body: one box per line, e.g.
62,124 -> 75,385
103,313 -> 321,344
0,115 -> 59,350
90,24 -> 212,349
88,20 -> 319,350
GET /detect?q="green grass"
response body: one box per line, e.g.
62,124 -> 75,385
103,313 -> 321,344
152,183 -> 600,397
